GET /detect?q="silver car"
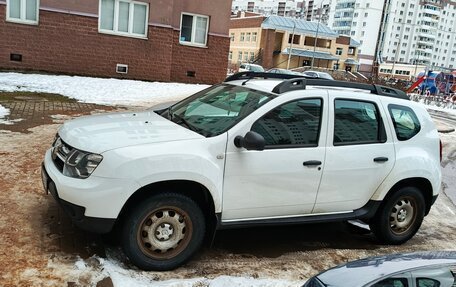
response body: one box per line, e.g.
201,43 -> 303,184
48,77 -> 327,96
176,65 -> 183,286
303,251 -> 456,287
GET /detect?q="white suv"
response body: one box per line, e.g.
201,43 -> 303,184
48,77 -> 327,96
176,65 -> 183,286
41,72 -> 442,271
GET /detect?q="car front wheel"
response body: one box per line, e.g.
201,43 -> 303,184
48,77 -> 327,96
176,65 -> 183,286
121,193 -> 205,270
370,187 -> 425,244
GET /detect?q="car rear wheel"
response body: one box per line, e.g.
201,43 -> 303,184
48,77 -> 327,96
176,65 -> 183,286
370,187 -> 425,244
121,193 -> 205,270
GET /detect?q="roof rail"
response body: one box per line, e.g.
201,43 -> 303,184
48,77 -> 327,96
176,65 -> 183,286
225,72 -> 409,100
224,71 -> 308,82
272,78 -> 409,100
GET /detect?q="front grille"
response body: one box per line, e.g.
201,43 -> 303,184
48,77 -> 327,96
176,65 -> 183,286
51,138 -> 74,173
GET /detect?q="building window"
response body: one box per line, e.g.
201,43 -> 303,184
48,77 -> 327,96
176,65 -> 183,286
240,32 -> 245,42
229,51 -> 233,61
336,48 -> 343,55
246,32 -> 251,42
230,33 -> 235,42
180,13 -> 209,46
250,52 -> 255,61
288,34 -> 300,44
252,32 -> 257,42
99,0 -> 148,38
6,0 -> 39,25
238,51 -> 242,62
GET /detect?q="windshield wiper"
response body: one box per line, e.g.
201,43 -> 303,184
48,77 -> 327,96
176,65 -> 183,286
172,114 -> 199,133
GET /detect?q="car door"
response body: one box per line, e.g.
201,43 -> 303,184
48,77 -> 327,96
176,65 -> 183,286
313,91 -> 395,213
222,92 -> 328,221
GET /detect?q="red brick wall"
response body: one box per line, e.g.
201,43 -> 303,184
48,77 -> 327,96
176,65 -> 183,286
170,31 -> 230,84
0,5 -> 228,84
229,16 -> 265,29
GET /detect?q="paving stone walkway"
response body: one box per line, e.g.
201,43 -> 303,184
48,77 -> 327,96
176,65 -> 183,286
0,93 -> 115,133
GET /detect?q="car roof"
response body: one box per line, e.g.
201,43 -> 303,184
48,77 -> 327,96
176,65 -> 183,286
315,251 -> 456,287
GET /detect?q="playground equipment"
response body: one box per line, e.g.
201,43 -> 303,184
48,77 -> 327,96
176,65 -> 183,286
407,71 -> 456,95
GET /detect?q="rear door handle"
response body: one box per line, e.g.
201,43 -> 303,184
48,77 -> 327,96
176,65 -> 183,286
374,157 -> 389,163
303,160 -> 322,166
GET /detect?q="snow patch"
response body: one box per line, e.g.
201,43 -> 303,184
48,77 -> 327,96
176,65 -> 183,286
0,104 -> 10,118
0,104 -> 16,125
0,72 -> 209,106
98,257 -> 299,287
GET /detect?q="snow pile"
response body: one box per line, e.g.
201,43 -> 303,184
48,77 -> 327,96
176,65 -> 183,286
0,72 -> 209,106
0,104 -> 9,118
0,104 -> 11,124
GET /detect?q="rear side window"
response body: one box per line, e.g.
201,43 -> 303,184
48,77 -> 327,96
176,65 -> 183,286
388,104 -> 421,141
334,99 -> 386,145
416,278 -> 440,287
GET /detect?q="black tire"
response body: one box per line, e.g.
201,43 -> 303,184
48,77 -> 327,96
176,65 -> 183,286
370,187 -> 425,244
121,193 -> 205,271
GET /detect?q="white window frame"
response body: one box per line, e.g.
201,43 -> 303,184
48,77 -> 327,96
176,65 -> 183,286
6,0 -> 40,25
98,0 -> 149,39
179,12 -> 209,48
252,32 -> 257,42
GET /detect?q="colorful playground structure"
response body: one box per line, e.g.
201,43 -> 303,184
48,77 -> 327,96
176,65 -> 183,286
406,71 -> 456,95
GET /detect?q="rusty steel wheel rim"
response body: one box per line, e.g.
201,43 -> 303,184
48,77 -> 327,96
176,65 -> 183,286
389,196 -> 417,236
137,206 -> 193,260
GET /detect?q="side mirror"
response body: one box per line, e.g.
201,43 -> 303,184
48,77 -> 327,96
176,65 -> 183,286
234,131 -> 265,151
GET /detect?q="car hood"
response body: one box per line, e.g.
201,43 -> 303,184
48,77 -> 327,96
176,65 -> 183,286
58,111 -> 203,154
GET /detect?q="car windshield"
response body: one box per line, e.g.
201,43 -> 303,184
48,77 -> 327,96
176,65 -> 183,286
163,84 -> 274,137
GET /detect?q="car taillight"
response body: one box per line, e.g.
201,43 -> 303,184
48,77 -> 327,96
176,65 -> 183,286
440,139 -> 443,162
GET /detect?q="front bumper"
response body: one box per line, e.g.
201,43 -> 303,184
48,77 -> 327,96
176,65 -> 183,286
42,149 -> 141,233
42,162 -> 115,233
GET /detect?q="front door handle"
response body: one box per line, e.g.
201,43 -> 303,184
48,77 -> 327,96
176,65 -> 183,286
303,160 -> 322,166
374,157 -> 389,163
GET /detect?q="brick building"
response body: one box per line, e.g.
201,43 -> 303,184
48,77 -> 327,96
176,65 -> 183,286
229,14 -> 360,72
0,0 -> 231,84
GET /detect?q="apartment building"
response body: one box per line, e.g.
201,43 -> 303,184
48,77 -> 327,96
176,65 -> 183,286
380,0 -> 456,71
0,0 -> 231,84
327,0 -> 385,74
305,0 -> 331,24
229,14 -> 360,72
328,0 -> 456,76
232,0 -> 305,18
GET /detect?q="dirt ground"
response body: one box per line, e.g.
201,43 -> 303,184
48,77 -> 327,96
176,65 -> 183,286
1,95 -> 456,286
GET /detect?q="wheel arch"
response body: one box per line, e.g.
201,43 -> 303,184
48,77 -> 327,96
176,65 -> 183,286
383,177 -> 434,215
116,180 -> 218,241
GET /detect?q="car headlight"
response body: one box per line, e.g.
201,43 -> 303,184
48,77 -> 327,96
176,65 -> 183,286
63,149 -> 103,179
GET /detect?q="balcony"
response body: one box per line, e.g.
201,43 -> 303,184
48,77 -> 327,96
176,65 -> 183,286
422,7 -> 441,16
418,29 -> 437,39
416,47 -> 433,55
417,39 -> 435,47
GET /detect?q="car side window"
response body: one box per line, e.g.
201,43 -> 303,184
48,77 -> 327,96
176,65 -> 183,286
388,104 -> 421,141
251,98 -> 322,148
371,278 -> 409,287
416,278 -> 440,287
334,99 -> 386,145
